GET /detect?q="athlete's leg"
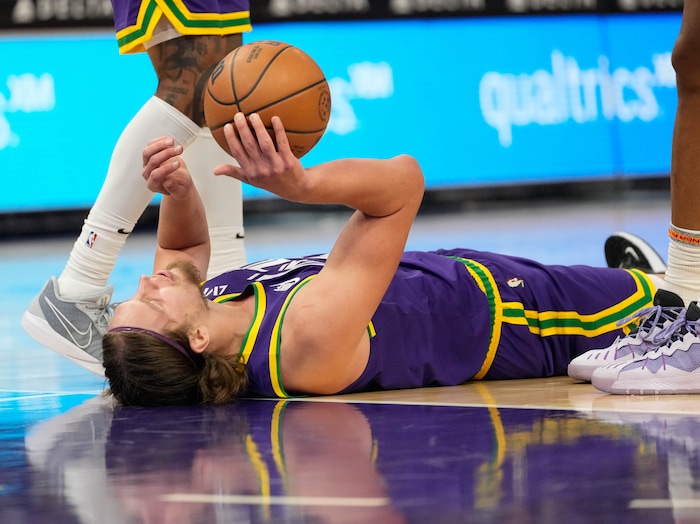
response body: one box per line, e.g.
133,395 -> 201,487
23,31 -> 246,376
662,2 -> 700,305
590,6 -> 700,394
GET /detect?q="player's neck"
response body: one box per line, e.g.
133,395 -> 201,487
211,294 -> 256,357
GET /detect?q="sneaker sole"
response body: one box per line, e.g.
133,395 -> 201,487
594,373 -> 700,395
569,358 -> 638,383
568,362 -> 597,382
21,311 -> 106,377
568,351 -> 621,382
568,346 -> 649,382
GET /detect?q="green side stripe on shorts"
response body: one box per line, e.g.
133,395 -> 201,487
160,0 -> 251,29
116,2 -> 251,49
452,257 -> 497,318
117,2 -> 158,48
500,268 -> 653,335
449,256 -> 502,378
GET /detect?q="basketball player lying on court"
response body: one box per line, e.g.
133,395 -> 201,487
103,112 -> 657,406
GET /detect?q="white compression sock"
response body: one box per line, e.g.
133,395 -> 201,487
662,224 -> 700,305
183,128 -> 247,279
58,97 -> 200,299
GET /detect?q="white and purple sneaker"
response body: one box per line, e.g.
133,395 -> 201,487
568,289 -> 686,382
592,301 -> 700,395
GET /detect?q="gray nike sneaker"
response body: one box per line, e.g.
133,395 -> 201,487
21,277 -> 114,377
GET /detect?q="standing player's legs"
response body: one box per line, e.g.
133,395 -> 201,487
22,20 -> 248,375
591,4 -> 700,394
664,2 -> 700,305
147,31 -> 248,276
182,128 -> 247,278
20,93 -> 203,376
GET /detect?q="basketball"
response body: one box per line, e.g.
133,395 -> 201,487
204,40 -> 332,159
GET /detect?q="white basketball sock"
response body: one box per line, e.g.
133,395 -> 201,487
662,224 -> 700,305
58,97 -> 200,299
183,128 -> 247,279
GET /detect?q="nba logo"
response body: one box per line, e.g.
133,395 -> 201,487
507,277 -> 524,288
86,231 -> 98,249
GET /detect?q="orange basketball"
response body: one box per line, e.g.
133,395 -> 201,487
204,40 -> 332,159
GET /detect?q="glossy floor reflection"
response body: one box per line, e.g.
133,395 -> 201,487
9,394 -> 700,524
3,191 -> 700,523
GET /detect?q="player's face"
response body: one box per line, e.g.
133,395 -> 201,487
109,260 -> 209,333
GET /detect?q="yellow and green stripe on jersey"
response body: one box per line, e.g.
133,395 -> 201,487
115,0 -> 252,54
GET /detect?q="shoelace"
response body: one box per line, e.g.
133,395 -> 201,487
83,302 -> 116,335
615,304 -> 686,346
659,316 -> 700,346
650,314 -> 688,346
686,318 -> 700,337
639,318 -> 700,361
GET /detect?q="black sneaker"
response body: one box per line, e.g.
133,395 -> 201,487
604,232 -> 667,273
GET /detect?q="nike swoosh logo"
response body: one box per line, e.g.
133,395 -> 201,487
43,297 -> 95,350
236,233 -> 245,239
624,247 -> 639,260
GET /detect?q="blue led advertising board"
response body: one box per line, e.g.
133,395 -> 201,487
0,13 -> 681,211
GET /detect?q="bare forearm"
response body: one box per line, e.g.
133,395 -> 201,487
143,137 -> 211,274
301,155 -> 424,218
158,190 -> 209,251
216,117 -> 424,218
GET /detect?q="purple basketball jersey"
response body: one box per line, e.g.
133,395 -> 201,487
203,250 -> 655,397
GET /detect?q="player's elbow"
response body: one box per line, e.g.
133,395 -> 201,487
393,154 -> 425,208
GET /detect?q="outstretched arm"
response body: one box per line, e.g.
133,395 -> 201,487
142,137 -> 210,277
216,113 -> 425,394
215,113 -> 419,216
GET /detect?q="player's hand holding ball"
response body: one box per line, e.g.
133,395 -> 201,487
204,40 -> 331,159
214,112 -> 309,204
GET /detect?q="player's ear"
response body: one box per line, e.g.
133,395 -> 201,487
188,326 -> 210,354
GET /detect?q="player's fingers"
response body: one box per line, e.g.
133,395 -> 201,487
248,113 -> 276,156
223,120 -> 247,163
161,165 -> 192,200
270,116 -> 295,160
142,137 -> 175,167
143,140 -> 182,181
147,136 -> 171,146
149,156 -> 193,197
143,152 -> 183,185
213,162 -> 248,184
146,159 -> 181,188
233,113 -> 263,160
143,145 -> 183,186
